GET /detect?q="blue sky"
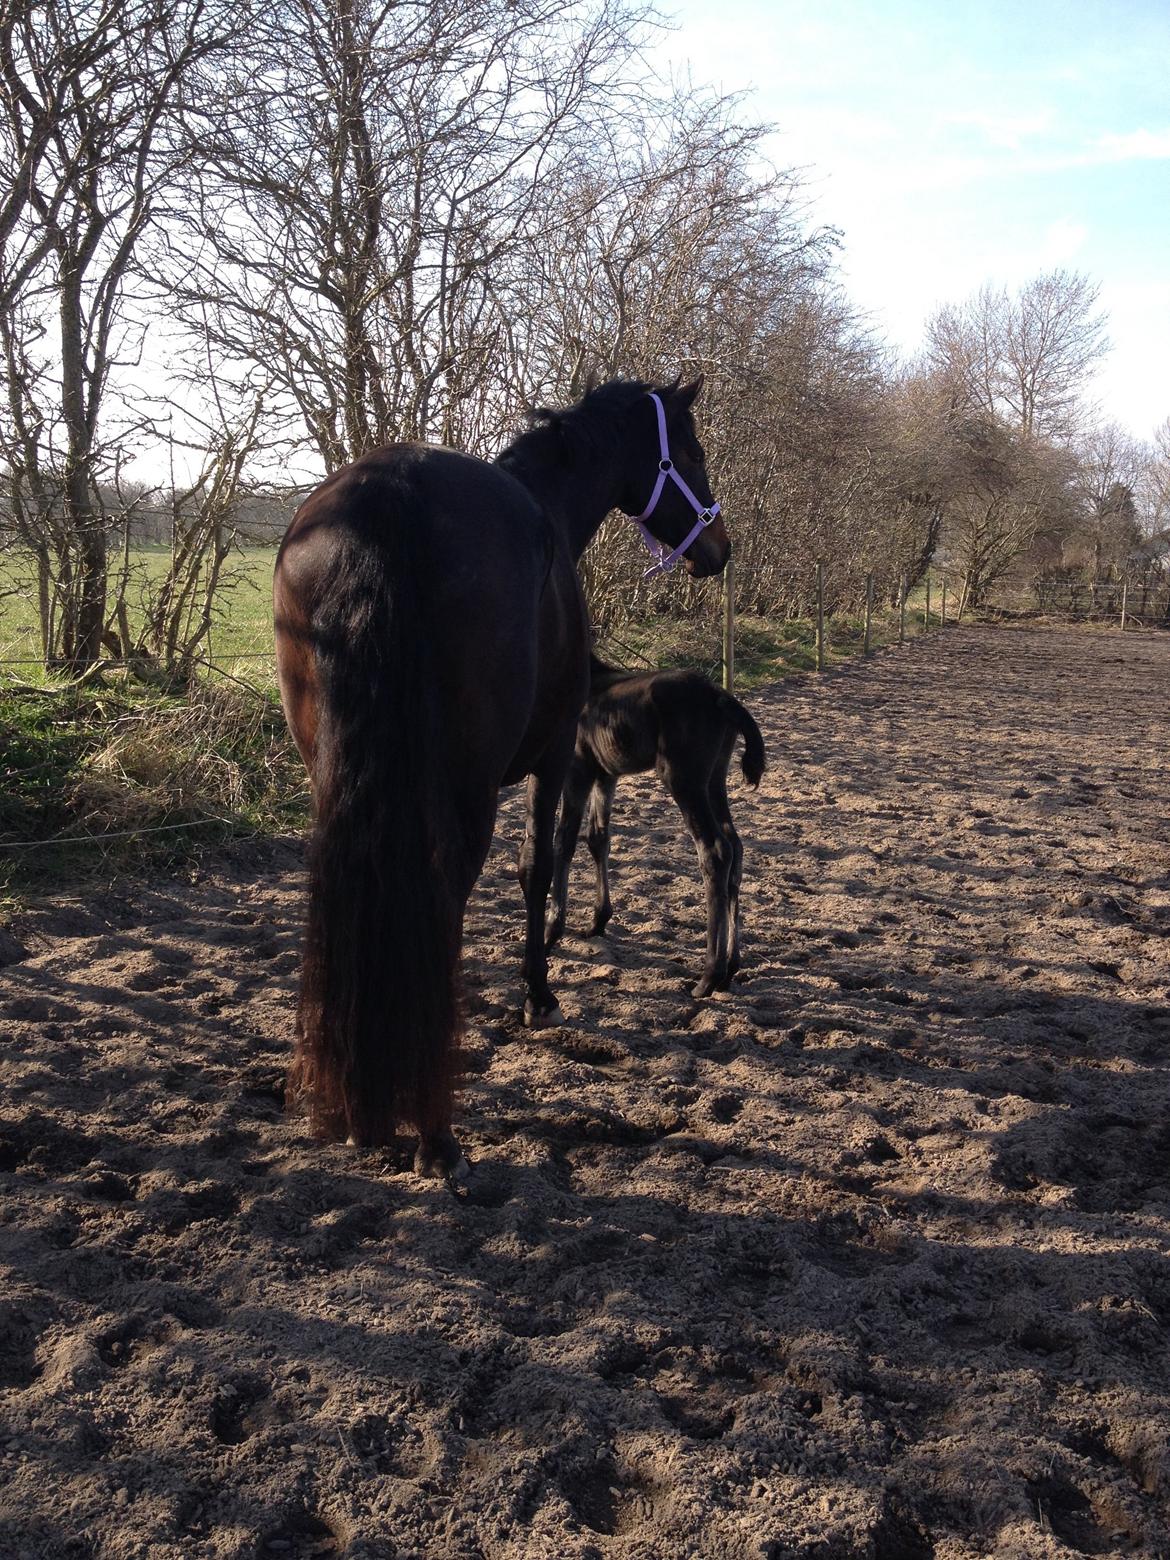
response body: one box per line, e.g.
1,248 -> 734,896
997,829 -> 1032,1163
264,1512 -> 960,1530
653,0 -> 1170,439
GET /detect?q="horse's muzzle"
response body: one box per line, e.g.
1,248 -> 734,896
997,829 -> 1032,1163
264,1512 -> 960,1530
685,537 -> 731,579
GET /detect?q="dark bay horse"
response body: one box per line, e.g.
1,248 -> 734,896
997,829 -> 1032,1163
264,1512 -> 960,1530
546,656 -> 765,996
273,377 -> 728,1177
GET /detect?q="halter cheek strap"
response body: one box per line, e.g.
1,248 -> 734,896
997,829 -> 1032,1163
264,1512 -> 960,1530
630,392 -> 721,579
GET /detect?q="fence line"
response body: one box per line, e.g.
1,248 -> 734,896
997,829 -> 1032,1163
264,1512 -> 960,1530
4,560 -> 1165,863
0,815 -> 238,854
4,566 -> 1167,709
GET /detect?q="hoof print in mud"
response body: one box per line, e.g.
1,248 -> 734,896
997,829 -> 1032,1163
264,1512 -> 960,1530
211,1375 -> 272,1446
255,1513 -> 340,1557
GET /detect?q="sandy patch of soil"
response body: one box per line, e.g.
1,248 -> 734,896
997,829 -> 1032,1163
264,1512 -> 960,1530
2,624 -> 1169,1560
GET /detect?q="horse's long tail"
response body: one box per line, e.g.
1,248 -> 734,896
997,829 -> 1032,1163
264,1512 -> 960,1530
291,490 -> 460,1147
724,693 -> 766,787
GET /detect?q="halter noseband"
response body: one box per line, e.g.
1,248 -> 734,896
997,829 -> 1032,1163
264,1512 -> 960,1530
630,392 -> 721,579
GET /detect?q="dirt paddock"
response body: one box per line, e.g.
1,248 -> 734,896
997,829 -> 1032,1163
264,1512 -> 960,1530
2,624 -> 1169,1560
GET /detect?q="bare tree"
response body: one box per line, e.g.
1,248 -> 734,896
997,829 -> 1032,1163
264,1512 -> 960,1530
168,0 -> 654,473
926,270 -> 1108,441
0,0 -> 231,670
1067,422 -> 1144,577
946,419 -> 1076,612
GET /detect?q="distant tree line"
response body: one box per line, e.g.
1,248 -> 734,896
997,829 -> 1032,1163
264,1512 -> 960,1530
2,0 -> 1168,674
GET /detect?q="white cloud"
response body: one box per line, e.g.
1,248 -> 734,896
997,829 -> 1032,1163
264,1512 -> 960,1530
1037,219 -> 1089,267
945,108 -> 1056,151
1092,127 -> 1170,162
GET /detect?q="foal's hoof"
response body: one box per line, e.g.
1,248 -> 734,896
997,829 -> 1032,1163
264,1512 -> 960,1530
414,1131 -> 469,1183
523,1000 -> 564,1029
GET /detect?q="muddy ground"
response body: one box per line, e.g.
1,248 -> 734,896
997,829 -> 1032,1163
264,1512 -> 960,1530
1,623 -> 1169,1560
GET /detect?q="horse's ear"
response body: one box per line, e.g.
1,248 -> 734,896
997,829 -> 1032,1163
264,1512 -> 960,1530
656,373 -> 703,411
530,404 -> 574,466
675,374 -> 704,409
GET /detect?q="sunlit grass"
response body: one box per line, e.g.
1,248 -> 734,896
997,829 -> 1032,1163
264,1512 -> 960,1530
0,544 -> 280,680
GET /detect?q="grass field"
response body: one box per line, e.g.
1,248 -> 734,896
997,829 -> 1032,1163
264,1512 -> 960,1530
0,544 -> 281,677
1,544 -> 938,688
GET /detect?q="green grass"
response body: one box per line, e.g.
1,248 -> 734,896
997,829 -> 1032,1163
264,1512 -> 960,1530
599,592 -> 940,691
0,544 -> 280,677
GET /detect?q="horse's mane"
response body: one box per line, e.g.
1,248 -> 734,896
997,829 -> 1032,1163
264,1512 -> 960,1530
496,378 -> 653,480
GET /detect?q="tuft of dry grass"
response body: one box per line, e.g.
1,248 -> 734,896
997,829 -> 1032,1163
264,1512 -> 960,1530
0,676 -> 308,902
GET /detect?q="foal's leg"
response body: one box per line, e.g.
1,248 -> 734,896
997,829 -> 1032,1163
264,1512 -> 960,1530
546,753 -> 599,950
661,762 -> 733,998
585,773 -> 617,936
710,755 -> 744,979
519,743 -> 574,1027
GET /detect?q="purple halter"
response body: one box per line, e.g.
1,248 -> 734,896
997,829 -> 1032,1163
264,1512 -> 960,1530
630,392 -> 721,579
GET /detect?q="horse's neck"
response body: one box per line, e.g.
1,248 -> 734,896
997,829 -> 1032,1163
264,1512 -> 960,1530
497,444 -> 622,562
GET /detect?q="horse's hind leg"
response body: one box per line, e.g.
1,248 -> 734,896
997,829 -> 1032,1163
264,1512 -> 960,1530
520,740 -> 574,1027
585,773 -> 617,936
414,791 -> 497,1181
662,763 -> 733,998
547,753 -> 599,950
710,758 -> 744,979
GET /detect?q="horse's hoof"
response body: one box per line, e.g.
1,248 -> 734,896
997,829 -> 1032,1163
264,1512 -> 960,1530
414,1132 -> 467,1180
523,1001 -> 564,1029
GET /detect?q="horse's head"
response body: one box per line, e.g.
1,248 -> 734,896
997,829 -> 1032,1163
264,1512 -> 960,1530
620,376 -> 730,580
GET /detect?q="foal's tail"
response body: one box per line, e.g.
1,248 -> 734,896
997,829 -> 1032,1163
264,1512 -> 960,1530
724,693 -> 766,787
291,482 -> 460,1148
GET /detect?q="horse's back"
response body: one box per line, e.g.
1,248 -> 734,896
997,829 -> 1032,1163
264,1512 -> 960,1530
276,442 -> 585,787
278,443 -> 550,597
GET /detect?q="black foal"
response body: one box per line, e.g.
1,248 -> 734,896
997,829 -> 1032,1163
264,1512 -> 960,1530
547,655 -> 766,996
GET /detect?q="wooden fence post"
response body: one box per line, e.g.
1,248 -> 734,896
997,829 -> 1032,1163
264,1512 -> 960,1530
899,574 -> 907,644
1119,576 -> 1128,632
722,555 -> 735,692
864,572 -> 873,654
816,561 -> 825,671
924,571 -> 932,629
940,575 -> 947,627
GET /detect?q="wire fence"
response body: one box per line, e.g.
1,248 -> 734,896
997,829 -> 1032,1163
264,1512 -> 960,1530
596,561 -> 969,697
1030,576 -> 1170,626
633,560 -> 1170,697
3,559 -> 1166,862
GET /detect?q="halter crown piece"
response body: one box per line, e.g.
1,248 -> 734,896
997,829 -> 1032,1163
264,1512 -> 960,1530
630,392 -> 721,579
